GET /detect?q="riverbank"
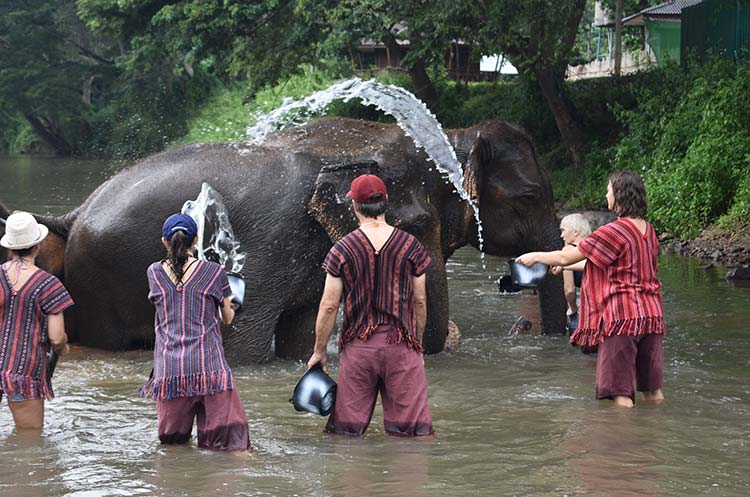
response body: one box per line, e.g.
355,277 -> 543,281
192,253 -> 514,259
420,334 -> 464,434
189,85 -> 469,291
661,223 -> 750,271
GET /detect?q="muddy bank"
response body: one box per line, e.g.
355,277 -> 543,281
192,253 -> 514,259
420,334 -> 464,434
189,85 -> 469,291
660,224 -> 750,273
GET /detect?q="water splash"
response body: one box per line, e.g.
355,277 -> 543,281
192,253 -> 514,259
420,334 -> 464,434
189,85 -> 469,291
245,77 -> 484,254
182,182 -> 246,273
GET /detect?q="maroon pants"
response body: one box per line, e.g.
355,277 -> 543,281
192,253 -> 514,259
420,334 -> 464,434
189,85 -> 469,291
156,388 -> 251,451
325,329 -> 433,437
596,333 -> 663,401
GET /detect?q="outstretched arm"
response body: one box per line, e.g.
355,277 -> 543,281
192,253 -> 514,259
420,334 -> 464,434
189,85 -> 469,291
307,274 -> 343,374
564,260 -> 587,272
516,244 -> 585,268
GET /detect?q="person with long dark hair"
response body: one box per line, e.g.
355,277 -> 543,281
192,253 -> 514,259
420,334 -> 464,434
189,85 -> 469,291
0,212 -> 73,430
516,172 -> 665,408
140,213 -> 251,451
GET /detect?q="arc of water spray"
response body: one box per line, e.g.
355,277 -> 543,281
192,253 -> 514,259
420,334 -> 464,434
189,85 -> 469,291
245,77 -> 484,254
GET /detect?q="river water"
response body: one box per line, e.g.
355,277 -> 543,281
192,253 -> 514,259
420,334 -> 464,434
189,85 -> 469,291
0,156 -> 749,497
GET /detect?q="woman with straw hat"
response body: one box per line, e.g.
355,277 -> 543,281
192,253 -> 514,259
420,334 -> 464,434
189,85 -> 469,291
0,211 -> 73,430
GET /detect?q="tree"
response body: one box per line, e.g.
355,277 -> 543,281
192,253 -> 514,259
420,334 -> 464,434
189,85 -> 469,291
0,0 -> 116,155
614,0 -> 623,76
301,0 -> 467,105
477,0 -> 588,166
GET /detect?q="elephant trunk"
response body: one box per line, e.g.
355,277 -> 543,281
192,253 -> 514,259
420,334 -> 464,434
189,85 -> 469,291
536,219 -> 567,335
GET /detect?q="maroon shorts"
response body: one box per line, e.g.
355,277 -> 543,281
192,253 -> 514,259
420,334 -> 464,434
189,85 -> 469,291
596,333 -> 664,401
325,327 -> 433,437
156,388 -> 251,451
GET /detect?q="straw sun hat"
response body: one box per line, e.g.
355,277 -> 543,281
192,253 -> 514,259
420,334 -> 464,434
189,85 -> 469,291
0,211 -> 49,250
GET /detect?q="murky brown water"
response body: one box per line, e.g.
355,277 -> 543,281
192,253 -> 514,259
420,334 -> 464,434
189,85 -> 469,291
1,156 -> 749,496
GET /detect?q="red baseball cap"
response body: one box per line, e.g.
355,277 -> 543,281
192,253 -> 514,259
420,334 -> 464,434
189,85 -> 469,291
346,174 -> 388,203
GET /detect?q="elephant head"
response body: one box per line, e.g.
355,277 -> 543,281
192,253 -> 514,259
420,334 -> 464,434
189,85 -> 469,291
445,122 -> 567,336
308,156 -> 449,354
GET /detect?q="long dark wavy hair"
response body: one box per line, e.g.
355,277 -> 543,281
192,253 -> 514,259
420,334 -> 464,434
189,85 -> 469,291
609,171 -> 648,218
166,231 -> 194,284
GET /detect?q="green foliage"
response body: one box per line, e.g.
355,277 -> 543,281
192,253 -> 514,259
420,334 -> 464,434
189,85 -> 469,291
178,66 -> 343,145
0,0 -> 116,155
613,59 -> 750,238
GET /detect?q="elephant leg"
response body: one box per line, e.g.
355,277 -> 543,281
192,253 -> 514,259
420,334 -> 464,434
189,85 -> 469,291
422,255 -> 449,355
538,273 -> 567,335
538,220 -> 567,335
274,305 -> 319,360
222,309 -> 278,364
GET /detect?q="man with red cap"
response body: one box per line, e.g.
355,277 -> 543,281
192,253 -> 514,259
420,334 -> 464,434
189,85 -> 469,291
307,174 -> 434,437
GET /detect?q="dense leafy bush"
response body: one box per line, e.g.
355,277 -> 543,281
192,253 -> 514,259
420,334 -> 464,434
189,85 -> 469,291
613,59 -> 750,238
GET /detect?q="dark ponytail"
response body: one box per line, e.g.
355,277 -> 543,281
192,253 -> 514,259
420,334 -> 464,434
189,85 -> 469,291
166,231 -> 193,284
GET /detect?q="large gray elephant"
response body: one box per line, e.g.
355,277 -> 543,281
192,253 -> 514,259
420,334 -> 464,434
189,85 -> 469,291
3,118 -> 566,362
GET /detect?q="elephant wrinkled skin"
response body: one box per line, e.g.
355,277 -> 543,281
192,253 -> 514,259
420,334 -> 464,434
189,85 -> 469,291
3,118 -> 566,362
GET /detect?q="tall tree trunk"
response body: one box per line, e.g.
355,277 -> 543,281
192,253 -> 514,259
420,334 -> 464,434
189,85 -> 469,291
382,31 -> 437,105
535,69 -> 585,167
24,113 -> 73,156
406,57 -> 437,105
82,75 -> 99,105
614,0 -> 623,76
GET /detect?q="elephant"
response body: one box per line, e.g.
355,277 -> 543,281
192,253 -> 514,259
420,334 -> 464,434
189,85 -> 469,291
2,117 -> 566,363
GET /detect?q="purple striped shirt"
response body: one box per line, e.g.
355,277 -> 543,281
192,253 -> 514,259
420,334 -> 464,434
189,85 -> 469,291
322,228 -> 431,351
140,260 -> 233,401
0,265 -> 74,400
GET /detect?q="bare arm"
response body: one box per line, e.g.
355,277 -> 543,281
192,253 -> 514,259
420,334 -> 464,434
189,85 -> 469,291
306,274 -> 343,374
413,274 -> 427,343
47,313 -> 69,355
219,296 -> 235,325
564,260 -> 587,272
563,271 -> 578,315
516,244 -> 585,268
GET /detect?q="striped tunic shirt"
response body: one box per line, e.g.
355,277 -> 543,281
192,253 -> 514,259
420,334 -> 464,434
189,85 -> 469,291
570,217 -> 666,346
140,260 -> 233,401
0,265 -> 74,400
322,228 -> 431,352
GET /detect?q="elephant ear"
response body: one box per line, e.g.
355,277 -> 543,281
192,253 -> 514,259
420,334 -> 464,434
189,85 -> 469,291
309,161 -> 380,242
463,134 -> 493,205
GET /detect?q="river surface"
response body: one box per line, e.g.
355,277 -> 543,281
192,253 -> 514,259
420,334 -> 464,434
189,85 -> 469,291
0,156 -> 749,497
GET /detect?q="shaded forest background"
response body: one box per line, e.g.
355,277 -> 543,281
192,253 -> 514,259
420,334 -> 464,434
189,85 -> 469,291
1,0 -> 748,238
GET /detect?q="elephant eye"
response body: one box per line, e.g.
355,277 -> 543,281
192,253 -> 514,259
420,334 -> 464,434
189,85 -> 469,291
510,187 -> 540,202
391,213 -> 432,237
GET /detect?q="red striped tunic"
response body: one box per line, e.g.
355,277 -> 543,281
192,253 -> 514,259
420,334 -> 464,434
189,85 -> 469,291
570,217 -> 666,346
140,260 -> 234,401
0,265 -> 74,400
322,228 -> 431,352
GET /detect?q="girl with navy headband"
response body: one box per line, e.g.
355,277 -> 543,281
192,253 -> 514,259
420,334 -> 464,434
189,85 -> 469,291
139,213 -> 251,451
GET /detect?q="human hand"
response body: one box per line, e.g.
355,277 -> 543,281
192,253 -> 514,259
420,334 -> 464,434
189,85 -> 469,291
550,265 -> 563,275
307,351 -> 329,375
515,253 -> 537,267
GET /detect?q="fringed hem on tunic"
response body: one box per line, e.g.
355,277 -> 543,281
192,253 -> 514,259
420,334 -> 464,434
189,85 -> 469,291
0,372 -> 53,400
139,370 -> 233,401
339,323 -> 423,353
570,316 -> 666,347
